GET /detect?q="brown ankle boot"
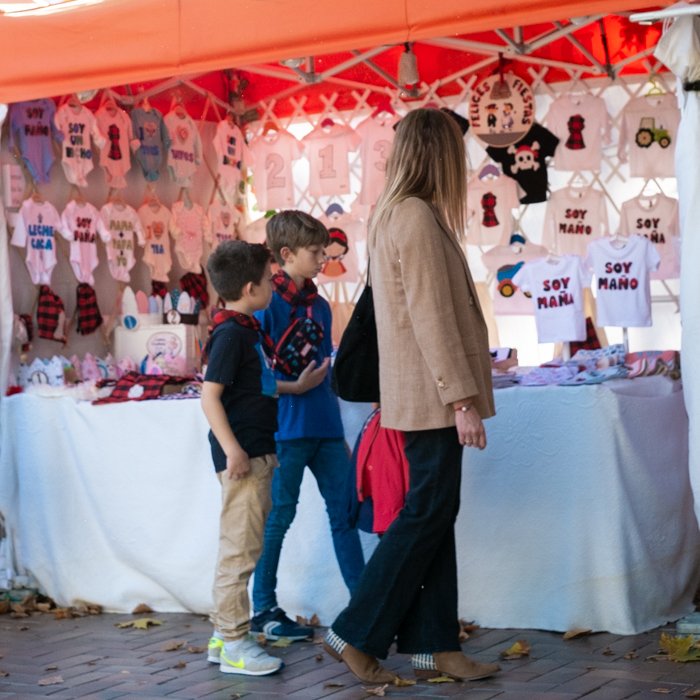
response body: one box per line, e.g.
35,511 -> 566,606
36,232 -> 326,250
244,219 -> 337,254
414,651 -> 500,681
323,641 -> 397,684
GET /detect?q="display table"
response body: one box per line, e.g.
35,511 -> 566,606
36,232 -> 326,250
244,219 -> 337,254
0,376 -> 698,634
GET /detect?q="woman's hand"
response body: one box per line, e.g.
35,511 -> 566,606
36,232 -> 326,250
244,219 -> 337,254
455,405 -> 487,450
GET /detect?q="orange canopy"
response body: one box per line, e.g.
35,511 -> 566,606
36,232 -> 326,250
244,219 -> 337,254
0,0 -> 655,105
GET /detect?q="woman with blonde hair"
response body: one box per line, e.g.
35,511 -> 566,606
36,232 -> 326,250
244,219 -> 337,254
324,108 -> 500,683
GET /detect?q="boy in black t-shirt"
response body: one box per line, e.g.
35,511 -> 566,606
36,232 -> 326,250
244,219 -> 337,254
201,241 -> 328,676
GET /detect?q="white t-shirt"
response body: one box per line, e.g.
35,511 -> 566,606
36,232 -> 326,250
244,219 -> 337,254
618,95 -> 680,179
542,186 -> 609,257
618,194 -> 679,280
54,104 -> 106,187
60,200 -> 110,286
302,123 -> 361,198
544,94 -> 611,172
317,211 -> 361,284
466,174 -> 522,246
164,111 -> 202,186
355,114 -> 398,205
249,129 -> 302,211
481,235 -> 548,315
586,235 -> 660,328
11,199 -> 67,285
100,202 -> 145,283
95,105 -> 133,189
138,203 -> 173,283
213,120 -> 254,195
512,255 -> 590,343
206,201 -> 242,250
171,201 -> 206,274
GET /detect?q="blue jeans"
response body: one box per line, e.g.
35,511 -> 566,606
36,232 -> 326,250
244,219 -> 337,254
252,437 -> 365,613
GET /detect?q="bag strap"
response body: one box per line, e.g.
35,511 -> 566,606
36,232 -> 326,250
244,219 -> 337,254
366,258 -> 372,287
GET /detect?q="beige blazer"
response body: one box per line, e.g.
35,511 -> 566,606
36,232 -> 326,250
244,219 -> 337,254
370,197 -> 495,431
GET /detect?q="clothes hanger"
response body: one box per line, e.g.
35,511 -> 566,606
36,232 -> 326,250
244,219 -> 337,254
609,229 -> 629,249
179,187 -> 193,209
640,178 -> 664,198
173,92 -> 188,119
478,163 -> 501,181
144,183 -> 161,211
569,172 -> 589,191
371,97 -> 396,119
110,190 -> 126,210
546,250 -> 562,264
226,111 -> 236,126
320,117 -> 335,129
67,93 -> 82,110
137,87 -> 152,113
69,185 -> 86,206
325,203 -> 344,218
30,185 -> 44,204
263,120 -> 278,136
646,74 -> 665,97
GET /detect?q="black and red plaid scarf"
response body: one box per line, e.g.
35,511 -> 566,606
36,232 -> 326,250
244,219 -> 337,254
203,308 -> 277,366
272,270 -> 318,321
94,371 -> 191,405
181,271 -> 210,308
37,286 -> 67,343
151,280 -> 168,298
76,283 -> 103,336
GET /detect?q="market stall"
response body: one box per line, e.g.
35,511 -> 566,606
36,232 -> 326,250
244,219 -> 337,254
0,0 -> 698,635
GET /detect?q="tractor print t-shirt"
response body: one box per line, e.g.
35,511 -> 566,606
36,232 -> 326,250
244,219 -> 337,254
542,186 -> 609,257
481,234 -> 548,315
512,254 -> 590,343
466,173 -> 522,246
618,95 -> 680,179
486,123 -> 560,204
618,194 -> 679,280
544,94 -> 612,172
586,235 -> 660,328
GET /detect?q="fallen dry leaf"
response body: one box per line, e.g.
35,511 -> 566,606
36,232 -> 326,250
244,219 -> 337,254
44,665 -> 58,671
10,603 -> 25,614
296,615 -> 309,626
132,604 -> 154,614
394,677 -> 417,686
116,618 -> 163,630
313,635 -> 325,645
500,640 -> 532,660
563,629 -> 592,640
87,661 -> 97,666
145,658 -> 157,664
271,637 -> 292,648
315,653 -> 323,662
0,671 -> 9,678
659,633 -> 700,663
323,682 -> 345,688
364,684 -> 388,696
121,670 -> 131,674
309,614 -> 320,627
460,619 -> 480,633
256,633 -> 268,647
35,603 -> 52,612
652,689 -> 672,694
188,645 -> 207,654
685,690 -> 700,697
624,652 -> 639,660
427,676 -> 456,683
586,665 -> 597,670
173,661 -> 187,670
86,604 -> 102,615
602,648 -> 615,656
161,641 -> 186,652
231,695 -> 242,699
38,675 -> 64,686
17,625 -> 28,631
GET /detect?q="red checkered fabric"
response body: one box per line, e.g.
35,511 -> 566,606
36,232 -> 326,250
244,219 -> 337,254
180,271 -> 209,308
203,308 -> 277,366
151,281 -> 168,298
93,371 -> 191,404
37,286 -> 67,343
570,317 -> 601,353
272,270 -> 318,322
76,283 -> 103,336
566,114 -> 586,150
481,192 -> 499,228
19,313 -> 33,352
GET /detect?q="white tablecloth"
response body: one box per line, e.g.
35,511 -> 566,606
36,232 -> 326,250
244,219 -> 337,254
0,376 -> 698,634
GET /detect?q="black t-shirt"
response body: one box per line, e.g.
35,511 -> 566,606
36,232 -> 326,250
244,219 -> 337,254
204,320 -> 278,471
486,123 -> 560,204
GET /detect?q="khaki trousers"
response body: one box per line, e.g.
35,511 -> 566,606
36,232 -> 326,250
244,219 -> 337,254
210,453 -> 277,641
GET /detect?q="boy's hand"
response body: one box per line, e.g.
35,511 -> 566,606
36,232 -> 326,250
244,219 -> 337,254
295,358 -> 330,394
226,446 -> 251,480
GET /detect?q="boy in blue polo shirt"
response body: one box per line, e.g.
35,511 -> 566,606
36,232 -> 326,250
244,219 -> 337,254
251,211 -> 364,641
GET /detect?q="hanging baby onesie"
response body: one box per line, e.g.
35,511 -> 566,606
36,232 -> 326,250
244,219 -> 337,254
131,107 -> 171,182
618,94 -> 680,179
586,235 -> 660,327
541,186 -> 609,257
171,200 -> 206,273
95,103 -> 134,189
481,233 -> 548,315
60,200 -> 110,286
249,129 -> 302,211
512,254 -> 590,343
100,202 -> 145,283
618,193 -> 680,280
213,119 -> 254,195
9,99 -> 61,184
138,203 -> 173,283
544,94 -> 612,172
466,173 -> 522,246
355,113 -> 398,205
53,103 -> 106,187
317,206 -> 360,284
486,123 -> 560,204
206,200 -> 242,250
11,199 -> 66,285
302,122 -> 361,198
241,215 -> 270,244
164,110 -> 202,186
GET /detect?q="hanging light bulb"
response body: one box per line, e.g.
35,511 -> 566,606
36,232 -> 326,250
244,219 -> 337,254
398,43 -> 420,87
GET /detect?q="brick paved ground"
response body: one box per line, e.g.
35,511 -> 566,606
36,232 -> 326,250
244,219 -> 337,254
0,612 -> 699,700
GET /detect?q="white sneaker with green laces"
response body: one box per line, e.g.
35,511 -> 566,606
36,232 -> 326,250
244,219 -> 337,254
220,636 -> 283,676
207,636 -> 224,663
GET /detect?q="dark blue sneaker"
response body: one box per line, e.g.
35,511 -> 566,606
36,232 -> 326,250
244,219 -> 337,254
251,607 -> 313,641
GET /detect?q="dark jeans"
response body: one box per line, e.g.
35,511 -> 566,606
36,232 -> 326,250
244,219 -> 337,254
252,438 -> 365,612
331,426 -> 463,658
